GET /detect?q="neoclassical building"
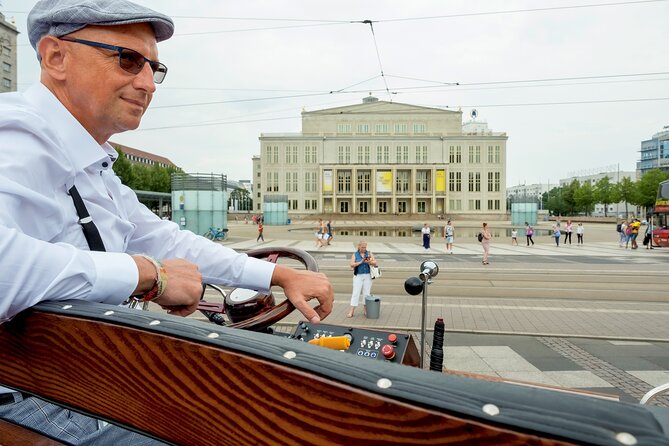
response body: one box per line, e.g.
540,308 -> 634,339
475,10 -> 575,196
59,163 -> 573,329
254,96 -> 508,217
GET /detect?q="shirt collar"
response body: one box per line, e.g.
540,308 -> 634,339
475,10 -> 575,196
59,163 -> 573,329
24,83 -> 113,172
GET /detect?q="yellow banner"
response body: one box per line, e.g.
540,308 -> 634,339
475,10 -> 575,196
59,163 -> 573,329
376,171 -> 392,193
436,170 -> 445,192
323,170 -> 332,192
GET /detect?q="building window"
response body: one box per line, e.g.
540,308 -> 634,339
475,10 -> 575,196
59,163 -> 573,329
375,123 -> 389,134
468,172 -> 481,192
395,170 -> 410,193
448,145 -> 462,163
2,62 -> 10,73
305,199 -> 318,210
357,145 -> 370,163
357,124 -> 369,134
337,170 -> 351,193
487,145 -> 501,164
1,78 -> 10,89
487,199 -> 501,210
449,199 -> 462,211
288,200 -> 298,210
415,170 -> 430,193
417,201 -> 426,213
378,201 -> 387,213
413,123 -> 426,134
265,146 -> 278,164
394,123 -> 408,134
376,145 -> 389,163
469,199 -> 481,211
305,145 -> 317,163
415,145 -> 428,163
2,46 -> 10,56
265,172 -> 279,192
337,146 -> 351,164
396,145 -> 408,163
340,201 -> 349,213
337,123 -> 352,134
468,145 -> 481,163
359,201 -> 368,213
304,172 -> 317,192
285,146 -> 298,164
285,172 -> 298,192
488,172 -> 501,192
448,172 -> 461,192
357,170 -> 371,193
397,201 -> 407,213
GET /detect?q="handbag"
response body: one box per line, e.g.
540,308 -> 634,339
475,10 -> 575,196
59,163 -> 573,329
369,265 -> 381,280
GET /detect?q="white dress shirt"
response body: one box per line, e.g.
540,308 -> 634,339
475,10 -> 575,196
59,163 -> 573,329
0,83 -> 275,324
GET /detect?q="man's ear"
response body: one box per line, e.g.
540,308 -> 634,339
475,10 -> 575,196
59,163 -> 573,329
38,36 -> 68,81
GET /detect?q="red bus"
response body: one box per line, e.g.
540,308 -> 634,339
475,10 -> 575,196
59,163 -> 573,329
652,179 -> 669,247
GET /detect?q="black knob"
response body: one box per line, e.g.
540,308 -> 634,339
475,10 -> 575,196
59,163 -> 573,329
404,277 -> 423,295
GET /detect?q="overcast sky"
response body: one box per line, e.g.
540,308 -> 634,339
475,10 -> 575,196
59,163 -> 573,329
3,0 -> 668,187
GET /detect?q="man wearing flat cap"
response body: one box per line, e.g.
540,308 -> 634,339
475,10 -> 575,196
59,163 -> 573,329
0,0 -> 333,444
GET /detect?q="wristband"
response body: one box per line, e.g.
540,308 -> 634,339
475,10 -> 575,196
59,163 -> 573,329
135,255 -> 168,302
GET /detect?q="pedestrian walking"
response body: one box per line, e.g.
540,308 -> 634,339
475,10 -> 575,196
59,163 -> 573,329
326,220 -> 334,245
511,228 -> 518,246
444,220 -> 454,254
564,220 -> 573,245
553,225 -> 561,247
525,222 -> 535,246
576,223 -> 584,245
618,220 -> 627,247
421,223 -> 431,252
481,222 -> 491,264
348,240 -> 376,318
256,222 -> 264,242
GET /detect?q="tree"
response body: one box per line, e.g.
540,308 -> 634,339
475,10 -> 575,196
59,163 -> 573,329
614,177 -> 637,218
545,187 -> 567,216
574,182 -> 596,216
111,150 -> 135,186
636,169 -> 669,216
228,187 -> 252,211
593,176 -> 614,217
562,180 -> 579,215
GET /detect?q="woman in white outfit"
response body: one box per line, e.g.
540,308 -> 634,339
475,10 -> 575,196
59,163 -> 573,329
347,240 -> 377,318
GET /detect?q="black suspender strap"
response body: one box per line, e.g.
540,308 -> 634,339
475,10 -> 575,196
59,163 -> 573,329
68,185 -> 106,252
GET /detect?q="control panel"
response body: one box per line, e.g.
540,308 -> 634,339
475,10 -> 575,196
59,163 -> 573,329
289,321 -> 420,367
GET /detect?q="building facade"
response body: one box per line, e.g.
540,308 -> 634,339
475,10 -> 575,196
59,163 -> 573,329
256,97 -> 508,217
110,141 -> 177,168
638,127 -> 669,176
560,170 -> 636,217
0,12 -> 18,93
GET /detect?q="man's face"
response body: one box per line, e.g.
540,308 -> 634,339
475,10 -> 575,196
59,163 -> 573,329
58,24 -> 159,142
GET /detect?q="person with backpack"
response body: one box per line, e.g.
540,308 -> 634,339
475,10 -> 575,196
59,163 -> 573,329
618,220 -> 627,247
348,240 -> 377,318
481,222 -> 491,265
525,222 -> 535,246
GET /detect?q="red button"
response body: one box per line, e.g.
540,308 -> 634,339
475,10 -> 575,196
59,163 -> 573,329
381,344 -> 396,360
388,334 -> 397,344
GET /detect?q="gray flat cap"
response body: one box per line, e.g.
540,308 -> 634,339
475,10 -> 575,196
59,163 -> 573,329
28,0 -> 174,51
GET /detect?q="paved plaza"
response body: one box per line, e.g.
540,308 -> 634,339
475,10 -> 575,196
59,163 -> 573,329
213,218 -> 669,404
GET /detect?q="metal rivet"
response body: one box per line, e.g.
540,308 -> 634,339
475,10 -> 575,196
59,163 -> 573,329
149,320 -> 160,326
377,378 -> 392,389
207,333 -> 219,339
482,404 -> 500,416
104,311 -> 114,316
615,432 -> 637,445
283,351 -> 297,359
62,305 -> 72,310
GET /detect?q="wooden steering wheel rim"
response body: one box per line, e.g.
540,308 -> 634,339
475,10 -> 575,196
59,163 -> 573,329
227,247 -> 318,331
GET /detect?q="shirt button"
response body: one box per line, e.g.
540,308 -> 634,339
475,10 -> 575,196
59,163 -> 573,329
102,162 -> 109,168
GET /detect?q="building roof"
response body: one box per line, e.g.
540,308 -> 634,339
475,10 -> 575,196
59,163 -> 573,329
302,99 -> 461,116
110,141 -> 177,168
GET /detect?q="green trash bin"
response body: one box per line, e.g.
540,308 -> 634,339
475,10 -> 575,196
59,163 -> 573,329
365,295 -> 381,319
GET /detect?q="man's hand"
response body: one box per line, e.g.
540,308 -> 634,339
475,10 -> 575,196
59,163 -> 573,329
132,256 -> 202,317
271,264 -> 333,323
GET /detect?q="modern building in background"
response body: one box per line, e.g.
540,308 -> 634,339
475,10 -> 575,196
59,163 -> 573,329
110,142 -> 177,169
507,183 -> 555,209
560,170 -> 636,216
0,12 -> 18,93
256,96 -> 508,217
638,126 -> 669,176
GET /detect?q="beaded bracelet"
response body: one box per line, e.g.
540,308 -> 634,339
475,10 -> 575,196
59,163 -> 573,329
136,255 -> 168,302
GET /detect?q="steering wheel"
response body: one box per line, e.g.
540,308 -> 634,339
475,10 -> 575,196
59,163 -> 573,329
198,247 -> 318,331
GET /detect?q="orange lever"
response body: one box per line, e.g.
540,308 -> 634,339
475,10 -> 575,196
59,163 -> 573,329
308,336 -> 351,350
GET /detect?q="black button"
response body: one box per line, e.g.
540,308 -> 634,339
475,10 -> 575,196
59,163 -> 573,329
102,162 -> 109,168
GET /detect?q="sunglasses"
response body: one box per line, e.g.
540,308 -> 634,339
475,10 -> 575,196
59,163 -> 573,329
58,37 -> 167,84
